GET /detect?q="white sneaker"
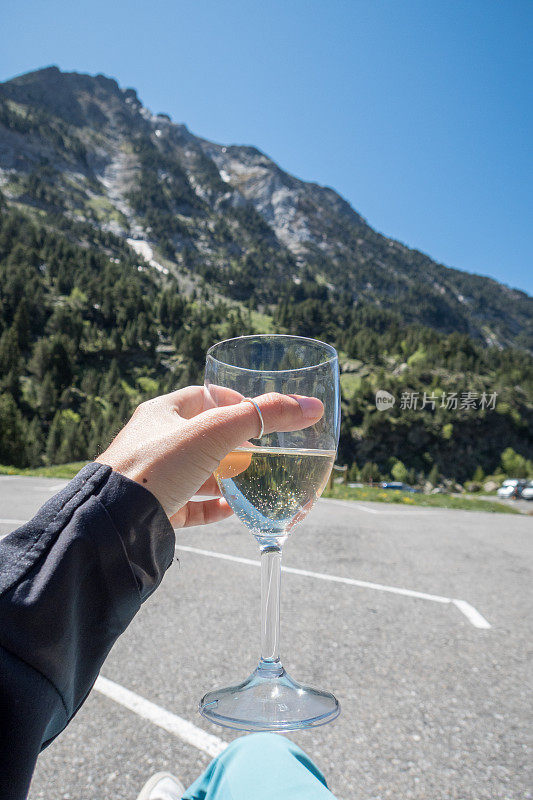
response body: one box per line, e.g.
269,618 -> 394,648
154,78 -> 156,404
136,771 -> 186,800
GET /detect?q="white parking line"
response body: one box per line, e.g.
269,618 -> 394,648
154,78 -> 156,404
321,498 -> 380,514
452,599 -> 491,629
0,518 -> 492,630
175,545 -> 492,629
94,676 -> 227,758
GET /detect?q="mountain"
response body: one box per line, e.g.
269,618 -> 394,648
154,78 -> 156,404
0,67 -> 531,481
0,66 -> 531,350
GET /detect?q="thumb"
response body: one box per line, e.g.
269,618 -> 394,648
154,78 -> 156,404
193,392 -> 324,460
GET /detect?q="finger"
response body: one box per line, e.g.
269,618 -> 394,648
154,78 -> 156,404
191,392 -> 324,461
162,385 -> 206,418
170,498 -> 234,528
163,385 -> 245,419
216,448 -> 253,479
195,474 -> 222,496
196,447 -> 255,490
205,384 -> 245,409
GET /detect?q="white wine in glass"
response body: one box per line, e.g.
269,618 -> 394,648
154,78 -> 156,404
216,447 -> 335,543
199,335 -> 341,731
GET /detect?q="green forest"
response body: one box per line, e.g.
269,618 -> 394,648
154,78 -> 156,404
0,197 -> 532,485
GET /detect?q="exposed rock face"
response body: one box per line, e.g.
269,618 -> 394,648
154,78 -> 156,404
201,142 -> 317,251
0,66 -> 531,349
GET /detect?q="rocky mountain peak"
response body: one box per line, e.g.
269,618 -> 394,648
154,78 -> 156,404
0,67 -> 531,351
2,66 -> 137,130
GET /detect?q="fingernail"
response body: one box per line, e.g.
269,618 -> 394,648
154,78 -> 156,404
290,395 -> 324,419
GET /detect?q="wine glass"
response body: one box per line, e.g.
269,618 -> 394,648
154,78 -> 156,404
198,334 -> 341,731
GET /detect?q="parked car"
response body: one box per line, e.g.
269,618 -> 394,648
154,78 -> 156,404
381,481 -> 419,493
521,481 -> 533,501
497,479 -> 528,499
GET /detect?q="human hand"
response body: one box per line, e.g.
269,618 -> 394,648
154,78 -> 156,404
96,386 -> 323,528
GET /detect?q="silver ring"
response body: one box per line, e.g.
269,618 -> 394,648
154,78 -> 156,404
241,397 -> 265,439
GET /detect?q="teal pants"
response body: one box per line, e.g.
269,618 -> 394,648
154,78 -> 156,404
182,733 -> 336,799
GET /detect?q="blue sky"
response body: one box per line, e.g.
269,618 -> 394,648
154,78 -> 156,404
1,0 -> 531,294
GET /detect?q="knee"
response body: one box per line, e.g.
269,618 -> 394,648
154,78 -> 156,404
224,732 -> 293,761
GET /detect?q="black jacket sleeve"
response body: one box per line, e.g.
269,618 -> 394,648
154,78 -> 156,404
0,463 -> 175,800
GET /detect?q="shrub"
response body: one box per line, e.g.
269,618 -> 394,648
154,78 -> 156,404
391,460 -> 409,483
360,461 -> 381,484
500,447 -> 532,479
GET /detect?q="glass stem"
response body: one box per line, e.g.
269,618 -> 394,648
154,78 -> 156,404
259,545 -> 283,675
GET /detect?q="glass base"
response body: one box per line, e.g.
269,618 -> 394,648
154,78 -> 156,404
198,662 -> 340,731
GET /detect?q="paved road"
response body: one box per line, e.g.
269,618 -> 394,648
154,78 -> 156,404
1,477 -> 531,800
479,495 -> 532,514
459,494 -> 532,514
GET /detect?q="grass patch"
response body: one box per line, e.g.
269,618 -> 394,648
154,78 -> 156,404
0,462 -> 88,479
340,373 -> 362,399
248,310 -> 275,333
324,483 -> 520,514
86,194 -> 128,226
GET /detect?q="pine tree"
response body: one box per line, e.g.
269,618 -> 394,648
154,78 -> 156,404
46,412 -> 62,464
13,299 -> 30,351
81,369 -> 99,396
28,338 -> 51,382
0,392 -> 28,467
117,395 -> 131,426
0,326 -> 20,376
56,413 -> 87,463
39,372 -> 57,418
102,359 -> 120,396
159,292 -> 170,327
26,417 -> 45,467
348,463 -> 359,482
473,465 -> 485,482
111,328 -> 123,353
48,337 -> 73,393
361,462 -> 381,484
428,464 -> 440,487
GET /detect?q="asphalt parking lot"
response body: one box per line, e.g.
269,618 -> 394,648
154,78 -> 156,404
1,476 -> 531,800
